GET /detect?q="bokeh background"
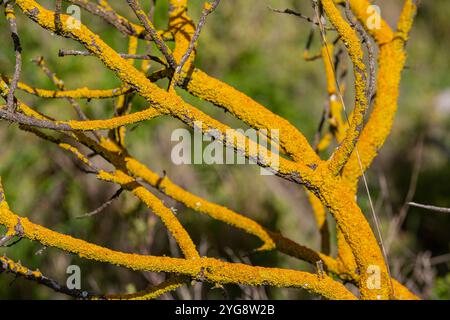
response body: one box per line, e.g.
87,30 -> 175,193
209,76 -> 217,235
0,0 -> 449,299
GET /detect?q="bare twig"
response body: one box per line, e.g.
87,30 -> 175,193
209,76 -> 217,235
430,253 -> 450,266
66,0 -> 173,42
0,255 -> 91,299
386,136 -> 424,253
316,260 -> 325,279
176,0 -> 221,75
31,56 -> 94,127
58,49 -> 168,66
18,125 -> 101,174
344,0 -> 376,102
314,101 -> 330,151
0,108 -> 72,131
77,188 -> 123,219
4,3 -> 22,111
303,28 -> 321,61
126,0 -> 177,69
55,0 -> 63,32
268,6 -> 334,31
0,234 -> 13,246
408,202 -> 450,214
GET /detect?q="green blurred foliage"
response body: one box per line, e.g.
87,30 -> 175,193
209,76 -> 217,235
433,274 -> 450,300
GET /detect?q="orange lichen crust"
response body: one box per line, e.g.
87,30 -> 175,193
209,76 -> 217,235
41,128 -> 419,300
312,167 -> 392,299
124,157 -> 276,251
0,187 -> 356,300
346,0 -> 394,45
0,255 -> 43,280
68,0 -> 172,41
15,0 -> 314,181
169,0 -> 196,72
342,0 -> 417,190
321,0 -> 368,176
184,69 -> 320,167
15,82 -> 132,99
99,276 -> 188,300
97,169 -> 199,260
316,41 -> 356,273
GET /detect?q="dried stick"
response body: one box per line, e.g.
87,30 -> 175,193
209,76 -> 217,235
0,255 -> 91,299
4,3 -> 22,111
408,203 -> 450,214
77,188 -> 123,219
58,49 -> 167,66
268,6 -> 334,31
176,0 -> 221,74
126,0 -> 177,69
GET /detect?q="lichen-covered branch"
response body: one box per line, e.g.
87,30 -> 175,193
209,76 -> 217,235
0,255 -> 91,299
341,0 -> 417,189
320,0 -> 369,176
0,184 -> 356,300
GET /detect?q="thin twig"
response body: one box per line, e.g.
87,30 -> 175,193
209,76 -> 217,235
58,49 -> 167,66
430,253 -> 450,266
149,0 -> 156,21
314,102 -> 330,151
126,0 -> 177,69
0,108 -> 72,130
386,135 -> 424,253
176,0 -> 221,75
4,3 -> 22,111
32,57 -> 86,120
268,6 -> 334,31
303,28 -> 322,61
0,255 -> 91,299
66,0 -> 173,42
77,188 -> 123,219
0,234 -> 13,246
408,202 -> 450,214
344,0 -> 376,102
31,56 -> 101,141
55,0 -> 63,33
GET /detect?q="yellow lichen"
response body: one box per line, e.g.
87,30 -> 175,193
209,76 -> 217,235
0,191 -> 356,300
16,82 -> 132,99
321,0 -> 369,177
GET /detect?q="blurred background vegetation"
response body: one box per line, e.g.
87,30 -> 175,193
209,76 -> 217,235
0,0 -> 449,299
